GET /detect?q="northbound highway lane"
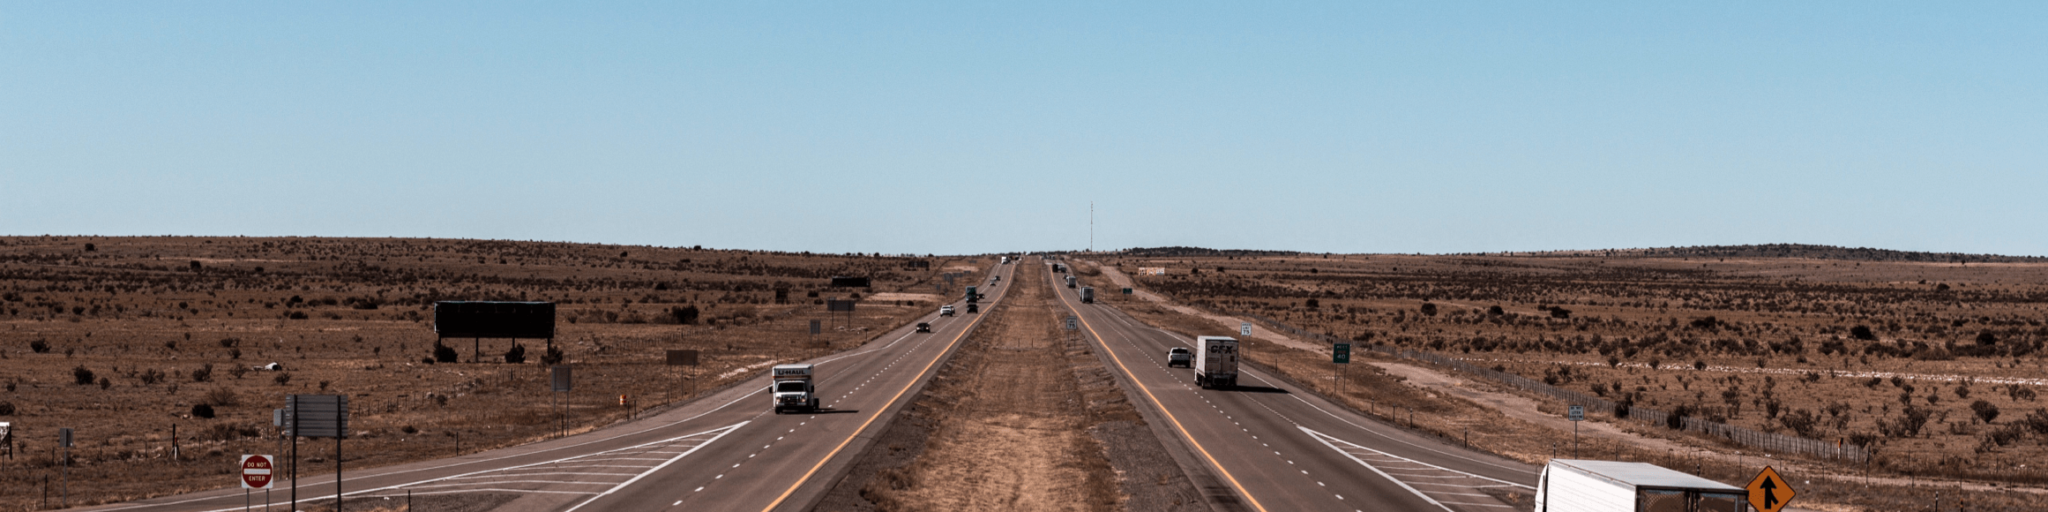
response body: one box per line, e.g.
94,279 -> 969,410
1045,262 -> 1539,512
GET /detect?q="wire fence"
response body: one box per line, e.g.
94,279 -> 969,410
1236,312 -> 1868,463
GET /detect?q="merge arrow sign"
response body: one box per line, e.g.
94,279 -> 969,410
1745,466 -> 1796,512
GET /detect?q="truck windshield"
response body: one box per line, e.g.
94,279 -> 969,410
775,382 -> 807,393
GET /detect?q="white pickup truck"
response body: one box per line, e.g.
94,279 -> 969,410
770,364 -> 819,414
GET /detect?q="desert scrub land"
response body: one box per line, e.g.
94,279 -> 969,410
1091,245 -> 2048,511
0,236 -> 981,510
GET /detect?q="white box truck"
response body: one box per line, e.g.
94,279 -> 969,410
1534,459 -> 1747,512
1065,275 -> 1077,288
770,364 -> 819,414
1001,256 -> 1010,264
1194,336 -> 1238,389
1080,286 -> 1095,304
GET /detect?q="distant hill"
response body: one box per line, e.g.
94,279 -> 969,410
1115,246 -> 1301,258
1496,244 -> 2048,263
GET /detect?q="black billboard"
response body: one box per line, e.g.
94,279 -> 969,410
434,302 -> 555,339
829,276 -> 870,288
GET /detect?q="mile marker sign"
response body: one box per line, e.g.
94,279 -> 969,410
1240,322 -> 1253,336
240,454 -> 275,489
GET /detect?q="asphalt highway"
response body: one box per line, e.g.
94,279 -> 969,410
1045,262 -> 1540,512
82,261 -> 1018,512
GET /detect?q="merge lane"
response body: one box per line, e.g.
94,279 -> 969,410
1047,264 -> 1535,512
573,262 -> 1021,512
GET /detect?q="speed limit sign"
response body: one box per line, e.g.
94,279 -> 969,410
240,454 -> 275,489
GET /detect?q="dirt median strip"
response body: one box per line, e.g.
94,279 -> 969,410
814,259 -> 1203,512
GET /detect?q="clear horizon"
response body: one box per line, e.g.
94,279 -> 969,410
6,2 -> 2044,256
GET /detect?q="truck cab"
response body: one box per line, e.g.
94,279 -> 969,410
770,364 -> 819,414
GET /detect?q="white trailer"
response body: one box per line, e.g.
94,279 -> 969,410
1080,287 -> 1095,304
1194,336 -> 1238,389
1534,459 -> 1747,512
770,364 -> 819,414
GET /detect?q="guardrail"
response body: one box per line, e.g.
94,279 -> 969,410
1235,312 -> 1868,463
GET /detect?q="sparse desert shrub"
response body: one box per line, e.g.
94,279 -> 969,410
1419,302 -> 1437,316
191,363 -> 213,383
0,401 -> 13,415
274,372 -> 293,386
139,368 -> 165,385
29,339 -> 49,353
73,365 -> 95,385
1850,325 -> 1876,340
191,403 -> 215,418
1971,400 -> 1999,424
504,342 -> 526,364
203,387 -> 239,407
433,341 -> 459,363
1780,408 -> 1819,437
219,338 -> 240,348
98,377 -> 109,390
542,345 -> 565,366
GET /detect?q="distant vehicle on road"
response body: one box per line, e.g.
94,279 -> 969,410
1195,336 -> 1239,389
1065,275 -> 1077,288
1080,286 -> 1095,303
916,322 -> 931,333
966,285 -> 980,303
1052,263 -> 1066,273
967,303 -> 978,314
940,305 -> 955,317
770,364 -> 819,414
1534,459 -> 1746,512
1167,347 -> 1192,368
1001,256 -> 1010,264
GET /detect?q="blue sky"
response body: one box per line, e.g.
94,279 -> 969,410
5,2 -> 2044,255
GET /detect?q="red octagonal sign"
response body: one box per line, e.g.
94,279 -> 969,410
241,454 -> 274,489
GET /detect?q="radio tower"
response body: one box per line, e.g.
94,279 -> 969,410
1089,201 -> 1094,253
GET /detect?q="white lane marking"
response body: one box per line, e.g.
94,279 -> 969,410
557,422 -> 750,512
1301,426 -> 1531,490
1300,427 -> 1455,512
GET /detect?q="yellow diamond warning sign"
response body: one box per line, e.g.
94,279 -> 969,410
1745,466 -> 1795,512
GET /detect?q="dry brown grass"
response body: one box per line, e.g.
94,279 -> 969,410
0,236 -> 980,510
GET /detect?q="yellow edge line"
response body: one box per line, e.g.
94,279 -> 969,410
1051,270 -> 1270,512
758,277 -> 998,512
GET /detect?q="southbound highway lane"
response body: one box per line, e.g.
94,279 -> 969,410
1045,263 -> 1538,512
81,261 -> 1019,512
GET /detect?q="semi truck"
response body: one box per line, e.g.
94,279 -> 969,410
1534,459 -> 1746,512
1001,256 -> 1010,264
1080,287 -> 1095,303
966,285 -> 979,303
1052,263 -> 1066,273
1065,275 -> 1077,288
770,364 -> 819,414
1194,336 -> 1238,389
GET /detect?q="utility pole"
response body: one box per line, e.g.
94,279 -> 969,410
1089,201 -> 1094,253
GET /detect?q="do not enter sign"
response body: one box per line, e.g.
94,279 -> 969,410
240,454 -> 275,489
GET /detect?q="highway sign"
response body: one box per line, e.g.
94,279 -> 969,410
665,350 -> 699,366
240,454 -> 275,489
59,427 -> 72,448
551,365 -> 572,393
1568,405 -> 1584,422
1746,466 -> 1795,512
287,395 -> 349,438
1064,316 -> 1079,331
1240,322 -> 1252,336
810,319 -> 822,334
1332,343 -> 1350,364
1122,287 -> 1132,294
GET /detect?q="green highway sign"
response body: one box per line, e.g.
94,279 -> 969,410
1333,343 -> 1350,364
